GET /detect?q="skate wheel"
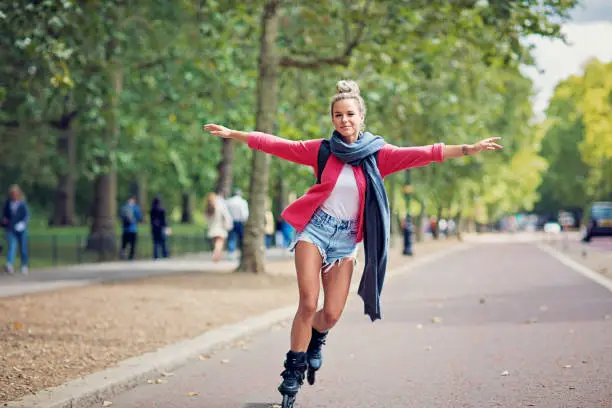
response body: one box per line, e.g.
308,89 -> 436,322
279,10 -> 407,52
307,367 -> 316,385
282,394 -> 296,408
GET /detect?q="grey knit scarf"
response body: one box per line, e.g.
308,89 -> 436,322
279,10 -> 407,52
330,130 -> 389,321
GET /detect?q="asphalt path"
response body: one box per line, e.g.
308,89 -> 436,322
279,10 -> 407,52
0,248 -> 291,298
101,241 -> 612,408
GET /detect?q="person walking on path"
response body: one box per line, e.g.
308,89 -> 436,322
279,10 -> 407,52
225,188 -> 249,258
120,196 -> 143,260
204,79 -> 502,407
205,192 -> 233,262
2,185 -> 30,275
150,196 -> 170,259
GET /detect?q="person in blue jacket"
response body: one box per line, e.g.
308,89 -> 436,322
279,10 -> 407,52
2,185 -> 30,274
120,196 -> 143,260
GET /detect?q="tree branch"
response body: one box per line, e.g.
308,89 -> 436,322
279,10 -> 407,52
0,120 -> 20,128
136,57 -> 166,70
50,109 -> 79,130
279,0 -> 372,69
279,53 -> 352,68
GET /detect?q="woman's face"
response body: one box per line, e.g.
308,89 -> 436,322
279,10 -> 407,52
332,99 -> 363,143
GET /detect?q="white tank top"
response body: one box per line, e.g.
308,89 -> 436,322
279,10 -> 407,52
320,164 -> 360,220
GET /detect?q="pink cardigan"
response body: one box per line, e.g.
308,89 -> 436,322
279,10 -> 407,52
248,132 -> 445,243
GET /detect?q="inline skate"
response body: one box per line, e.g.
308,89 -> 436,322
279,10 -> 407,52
306,328 -> 328,385
278,350 -> 307,408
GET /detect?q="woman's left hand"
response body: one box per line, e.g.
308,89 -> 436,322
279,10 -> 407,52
469,137 -> 503,154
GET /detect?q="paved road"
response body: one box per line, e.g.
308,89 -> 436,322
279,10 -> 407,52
102,242 -> 612,408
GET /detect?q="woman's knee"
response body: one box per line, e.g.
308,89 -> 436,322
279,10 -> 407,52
322,306 -> 343,327
297,297 -> 318,319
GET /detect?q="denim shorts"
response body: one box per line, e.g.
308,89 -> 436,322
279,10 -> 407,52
290,208 -> 359,273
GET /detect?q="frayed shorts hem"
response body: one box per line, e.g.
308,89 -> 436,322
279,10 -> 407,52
290,235 -> 358,273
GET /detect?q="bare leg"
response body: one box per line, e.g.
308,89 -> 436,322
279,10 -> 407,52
290,241 -> 323,351
312,257 -> 354,332
212,237 -> 224,262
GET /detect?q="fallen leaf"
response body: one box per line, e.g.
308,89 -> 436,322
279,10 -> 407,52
431,316 -> 442,324
147,380 -> 154,384
500,370 -> 509,376
563,365 -> 572,369
187,392 -> 199,397
199,355 -> 210,361
155,379 -> 167,384
161,372 -> 174,377
102,402 -> 113,407
12,322 -> 23,329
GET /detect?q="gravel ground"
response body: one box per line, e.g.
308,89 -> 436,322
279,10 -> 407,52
0,237 -> 460,403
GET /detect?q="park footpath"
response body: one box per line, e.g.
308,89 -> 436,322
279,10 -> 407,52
2,233 -> 611,407
0,248 -> 291,299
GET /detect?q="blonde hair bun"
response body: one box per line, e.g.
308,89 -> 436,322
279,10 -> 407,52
336,80 -> 360,95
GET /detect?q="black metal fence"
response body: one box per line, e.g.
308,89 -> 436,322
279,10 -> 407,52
25,233 -> 213,268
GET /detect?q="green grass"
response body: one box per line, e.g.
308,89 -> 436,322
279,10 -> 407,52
3,222 -> 214,269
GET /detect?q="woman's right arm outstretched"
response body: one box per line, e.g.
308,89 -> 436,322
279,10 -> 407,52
204,124 -> 320,167
204,124 -> 249,144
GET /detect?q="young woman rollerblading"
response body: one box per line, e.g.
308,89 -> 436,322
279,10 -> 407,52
205,80 -> 502,407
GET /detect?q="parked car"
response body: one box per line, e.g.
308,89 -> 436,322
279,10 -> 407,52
582,201 -> 612,242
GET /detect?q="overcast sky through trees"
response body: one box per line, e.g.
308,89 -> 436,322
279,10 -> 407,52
523,0 -> 612,118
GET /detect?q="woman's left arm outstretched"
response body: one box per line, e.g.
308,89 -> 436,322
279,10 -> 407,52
443,137 -> 503,159
378,137 -> 503,177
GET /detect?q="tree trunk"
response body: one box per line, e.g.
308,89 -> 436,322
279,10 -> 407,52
455,211 -> 463,241
181,192 -> 194,223
216,138 -> 234,198
274,171 -> 287,217
413,196 -> 425,243
434,205 -> 443,239
87,173 -> 118,257
50,113 -> 77,226
238,0 -> 280,273
87,65 -> 122,259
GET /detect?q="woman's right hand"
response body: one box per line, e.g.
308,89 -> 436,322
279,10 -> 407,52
204,123 -> 234,138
